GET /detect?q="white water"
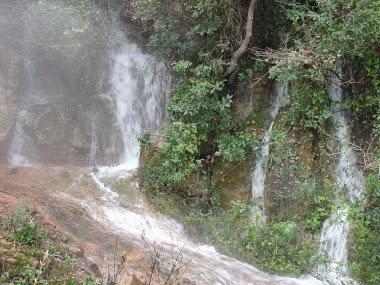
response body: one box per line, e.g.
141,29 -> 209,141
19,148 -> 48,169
109,30 -> 169,168
251,82 -> 288,221
87,164 -> 323,284
317,71 -> 365,284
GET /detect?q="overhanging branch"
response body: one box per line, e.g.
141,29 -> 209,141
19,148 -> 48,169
225,0 -> 258,78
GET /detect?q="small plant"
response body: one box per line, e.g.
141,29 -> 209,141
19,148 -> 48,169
2,205 -> 47,246
138,131 -> 153,148
244,221 -> 315,275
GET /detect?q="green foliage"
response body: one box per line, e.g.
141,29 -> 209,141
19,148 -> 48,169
269,0 -> 380,136
343,89 -> 380,134
272,0 -> 380,77
148,190 -> 317,276
137,131 -> 152,148
168,59 -> 230,135
66,277 -> 98,285
1,205 -> 98,285
349,162 -> 380,285
285,84 -> 331,133
218,131 -> 257,162
142,122 -> 201,191
269,128 -> 298,168
2,205 -> 47,246
144,58 -> 242,191
161,122 -> 201,186
244,221 -> 315,275
133,0 -> 262,194
132,0 -> 230,58
301,181 -> 334,232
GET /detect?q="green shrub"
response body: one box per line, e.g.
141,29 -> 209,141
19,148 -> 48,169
137,131 -> 152,148
2,205 -> 47,246
218,131 -> 258,162
244,221 -> 315,275
284,84 -> 331,134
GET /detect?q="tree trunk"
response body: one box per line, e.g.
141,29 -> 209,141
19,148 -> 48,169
225,0 -> 258,78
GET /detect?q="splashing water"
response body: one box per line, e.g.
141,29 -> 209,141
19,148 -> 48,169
109,30 -> 169,168
2,1 -> 350,283
84,165 -> 324,284
317,70 -> 364,284
251,81 -> 288,221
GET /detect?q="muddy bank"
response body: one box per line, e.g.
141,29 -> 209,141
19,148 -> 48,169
0,164 -> 152,284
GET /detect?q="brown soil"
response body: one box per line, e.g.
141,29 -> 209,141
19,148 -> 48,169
0,164 -> 150,284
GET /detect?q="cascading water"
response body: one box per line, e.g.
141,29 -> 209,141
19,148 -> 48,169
8,50 -> 37,166
84,45 -> 326,282
317,70 -> 365,284
110,31 -> 169,168
251,81 -> 288,221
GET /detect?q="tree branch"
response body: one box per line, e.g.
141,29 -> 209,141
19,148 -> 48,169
225,0 -> 258,78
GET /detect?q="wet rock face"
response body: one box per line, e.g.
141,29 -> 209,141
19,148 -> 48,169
0,1 -> 124,166
0,51 -> 123,165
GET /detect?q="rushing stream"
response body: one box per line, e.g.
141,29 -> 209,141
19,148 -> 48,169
0,1 -> 366,284
251,82 -> 288,222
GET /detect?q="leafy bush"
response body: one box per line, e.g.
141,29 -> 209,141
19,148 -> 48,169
137,131 -> 152,148
2,205 -> 47,246
302,182 -> 334,232
218,131 -> 257,162
284,84 -> 331,133
244,221 -> 315,275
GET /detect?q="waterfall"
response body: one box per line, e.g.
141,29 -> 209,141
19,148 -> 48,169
1,1 -> 358,283
88,121 -> 98,166
110,31 -> 169,168
85,33 -> 324,284
8,56 -> 37,166
317,70 -> 365,284
8,110 -> 31,166
251,81 -> 288,221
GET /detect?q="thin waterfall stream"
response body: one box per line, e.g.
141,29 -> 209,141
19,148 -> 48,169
251,81 -> 288,221
316,70 -> 365,284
